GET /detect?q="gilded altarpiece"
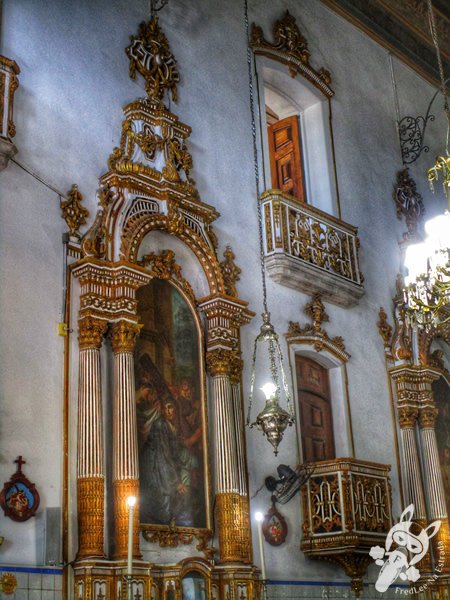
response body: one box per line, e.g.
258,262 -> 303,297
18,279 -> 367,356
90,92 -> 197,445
67,15 -> 259,600
378,273 -> 450,596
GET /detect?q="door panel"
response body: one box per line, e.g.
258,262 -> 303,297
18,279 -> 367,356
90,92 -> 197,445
296,356 -> 335,462
268,115 -> 306,202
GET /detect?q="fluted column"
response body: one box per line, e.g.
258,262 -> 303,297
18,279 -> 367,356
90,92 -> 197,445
110,320 -> 142,560
77,316 -> 108,558
230,356 -> 252,563
419,406 -> 450,572
398,407 -> 427,522
207,349 -> 252,563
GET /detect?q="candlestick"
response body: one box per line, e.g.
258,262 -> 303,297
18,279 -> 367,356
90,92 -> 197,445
255,511 -> 266,581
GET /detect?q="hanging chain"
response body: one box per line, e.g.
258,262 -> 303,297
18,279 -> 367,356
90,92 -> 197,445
150,0 -> 169,19
388,54 -> 405,166
428,0 -> 450,151
244,0 -> 269,315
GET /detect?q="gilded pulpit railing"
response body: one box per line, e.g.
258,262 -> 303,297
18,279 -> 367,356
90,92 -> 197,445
261,190 -> 365,307
301,458 -> 392,596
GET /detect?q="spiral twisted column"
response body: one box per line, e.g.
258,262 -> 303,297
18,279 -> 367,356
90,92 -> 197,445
110,320 -> 142,560
76,316 -> 108,558
419,404 -> 450,571
207,349 -> 252,564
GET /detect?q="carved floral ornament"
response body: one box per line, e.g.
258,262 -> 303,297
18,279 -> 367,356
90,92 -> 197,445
287,293 -> 349,360
250,11 -> 333,98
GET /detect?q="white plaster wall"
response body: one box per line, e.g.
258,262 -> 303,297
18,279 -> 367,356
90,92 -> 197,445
0,0 -> 448,589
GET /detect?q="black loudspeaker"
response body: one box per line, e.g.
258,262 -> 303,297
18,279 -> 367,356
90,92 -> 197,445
44,507 -> 62,566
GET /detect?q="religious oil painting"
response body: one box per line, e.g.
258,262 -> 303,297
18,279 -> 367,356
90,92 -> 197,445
135,279 -> 207,529
433,377 -> 450,527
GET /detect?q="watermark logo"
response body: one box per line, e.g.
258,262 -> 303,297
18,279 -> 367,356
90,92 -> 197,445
369,504 -> 441,593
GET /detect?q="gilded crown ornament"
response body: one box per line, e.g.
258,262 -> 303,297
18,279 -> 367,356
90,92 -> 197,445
126,18 -> 179,104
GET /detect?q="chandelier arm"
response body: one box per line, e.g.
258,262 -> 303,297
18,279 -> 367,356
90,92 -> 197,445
244,0 -> 269,316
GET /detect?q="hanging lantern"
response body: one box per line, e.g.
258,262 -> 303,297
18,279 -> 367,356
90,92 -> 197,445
247,312 -> 294,455
243,0 -> 295,455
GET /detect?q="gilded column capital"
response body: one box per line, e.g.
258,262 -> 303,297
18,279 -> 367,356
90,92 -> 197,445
109,320 -> 142,354
206,348 -> 237,377
419,406 -> 439,429
398,406 -> 419,429
230,355 -> 244,385
78,316 -> 108,350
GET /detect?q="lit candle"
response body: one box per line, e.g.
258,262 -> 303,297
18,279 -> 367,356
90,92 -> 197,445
127,496 -> 136,576
255,511 -> 266,581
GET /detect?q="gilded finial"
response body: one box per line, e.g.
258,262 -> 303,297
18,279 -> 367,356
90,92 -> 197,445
126,18 -> 179,104
219,245 -> 241,297
60,184 -> 89,238
305,293 -> 328,332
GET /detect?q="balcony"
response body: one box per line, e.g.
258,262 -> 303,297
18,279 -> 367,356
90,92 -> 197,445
301,458 -> 392,596
261,191 -> 365,307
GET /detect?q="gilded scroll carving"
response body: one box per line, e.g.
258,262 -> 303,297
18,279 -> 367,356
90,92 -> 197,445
61,184 -> 89,239
140,249 -> 195,303
250,11 -> 332,96
287,293 -> 349,359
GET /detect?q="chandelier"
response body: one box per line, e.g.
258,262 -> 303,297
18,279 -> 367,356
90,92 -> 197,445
404,213 -> 450,329
243,0 -> 294,455
403,0 -> 450,331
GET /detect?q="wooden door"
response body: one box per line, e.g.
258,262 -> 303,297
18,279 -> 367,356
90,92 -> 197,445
268,115 -> 306,202
296,356 -> 335,462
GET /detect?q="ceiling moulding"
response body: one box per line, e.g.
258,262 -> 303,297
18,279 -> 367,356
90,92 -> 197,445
319,0 -> 450,87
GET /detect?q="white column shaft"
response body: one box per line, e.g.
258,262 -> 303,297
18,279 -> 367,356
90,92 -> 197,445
114,351 -> 138,480
420,428 -> 448,520
231,382 -> 248,496
401,427 -> 427,519
213,374 -> 240,493
78,347 -> 103,478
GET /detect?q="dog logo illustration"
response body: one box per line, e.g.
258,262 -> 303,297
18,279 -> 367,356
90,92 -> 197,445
370,504 -> 441,593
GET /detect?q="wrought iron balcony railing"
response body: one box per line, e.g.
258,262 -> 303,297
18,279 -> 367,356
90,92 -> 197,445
301,458 -> 392,597
261,190 -> 365,307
